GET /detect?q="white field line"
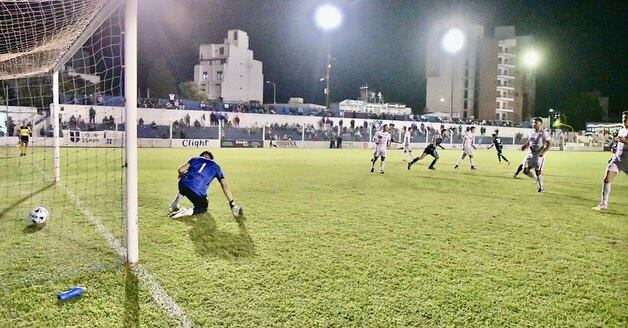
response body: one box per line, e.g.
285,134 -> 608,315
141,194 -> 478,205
32,160 -> 194,327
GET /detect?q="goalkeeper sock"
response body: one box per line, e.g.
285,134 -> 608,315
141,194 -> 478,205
170,193 -> 183,210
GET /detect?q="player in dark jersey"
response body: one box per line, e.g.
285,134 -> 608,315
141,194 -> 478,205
169,151 -> 243,218
487,133 -> 510,164
407,128 -> 448,170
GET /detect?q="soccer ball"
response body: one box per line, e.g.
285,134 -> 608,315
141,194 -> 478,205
29,207 -> 49,225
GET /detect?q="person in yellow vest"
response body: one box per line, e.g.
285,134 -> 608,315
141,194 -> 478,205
18,123 -> 31,156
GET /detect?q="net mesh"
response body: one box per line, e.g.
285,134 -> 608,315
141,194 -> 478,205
0,3 -> 126,294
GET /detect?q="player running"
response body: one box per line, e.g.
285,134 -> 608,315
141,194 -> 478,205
593,111 -> 628,211
370,124 -> 392,174
401,126 -> 414,162
520,117 -> 551,192
18,123 -> 31,156
487,133 -> 510,164
407,128 -> 448,170
169,150 -> 243,219
454,126 -> 477,170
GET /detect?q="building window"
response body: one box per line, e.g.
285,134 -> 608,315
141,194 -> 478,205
464,90 -> 468,98
202,72 -> 208,80
464,80 -> 468,88
217,71 -> 223,80
463,100 -> 468,109
234,31 -> 238,40
219,47 -> 224,55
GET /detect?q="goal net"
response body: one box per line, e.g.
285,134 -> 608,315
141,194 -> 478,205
0,0 -> 135,303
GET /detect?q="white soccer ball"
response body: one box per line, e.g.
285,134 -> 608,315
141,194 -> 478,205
29,207 -> 49,225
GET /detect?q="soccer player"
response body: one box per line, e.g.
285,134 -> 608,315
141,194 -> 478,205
370,124 -> 392,174
487,133 -> 510,164
408,128 -> 448,170
401,126 -> 414,162
593,111 -> 628,211
520,117 -> 551,192
454,126 -> 477,169
169,151 -> 242,219
18,123 -> 31,156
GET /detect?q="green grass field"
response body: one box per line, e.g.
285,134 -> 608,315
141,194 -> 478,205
1,147 -> 627,327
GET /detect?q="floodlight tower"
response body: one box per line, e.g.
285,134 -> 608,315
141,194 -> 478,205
441,28 -> 465,120
315,4 -> 342,110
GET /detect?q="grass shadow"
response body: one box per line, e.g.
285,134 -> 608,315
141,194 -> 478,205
124,264 -> 140,328
22,223 -> 45,234
0,182 -> 55,221
185,213 -> 255,259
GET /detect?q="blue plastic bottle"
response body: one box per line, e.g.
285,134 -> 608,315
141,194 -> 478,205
57,287 -> 85,301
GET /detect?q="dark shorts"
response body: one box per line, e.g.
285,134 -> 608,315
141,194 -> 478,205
178,180 -> 208,214
496,148 -> 503,154
20,136 -> 29,144
423,145 -> 438,157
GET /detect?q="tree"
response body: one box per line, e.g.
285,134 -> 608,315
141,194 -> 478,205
559,93 -> 604,131
146,59 -> 177,98
178,81 -> 208,102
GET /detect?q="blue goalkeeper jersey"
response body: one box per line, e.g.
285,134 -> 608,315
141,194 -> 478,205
180,157 -> 224,197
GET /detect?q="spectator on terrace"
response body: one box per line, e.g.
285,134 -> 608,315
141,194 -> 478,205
172,120 -> 180,130
138,118 -> 144,127
151,121 -> 157,129
234,115 -> 240,127
194,119 -> 201,128
89,106 -> 96,124
109,115 -> 115,129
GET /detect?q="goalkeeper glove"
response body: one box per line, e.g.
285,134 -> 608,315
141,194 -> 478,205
229,200 -> 244,217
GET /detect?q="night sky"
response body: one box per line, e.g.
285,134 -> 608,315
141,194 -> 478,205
137,0 -> 627,118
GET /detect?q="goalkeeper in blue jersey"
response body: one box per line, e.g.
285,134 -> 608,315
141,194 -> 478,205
169,151 -> 243,219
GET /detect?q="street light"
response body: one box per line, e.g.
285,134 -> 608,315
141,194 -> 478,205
442,28 -> 465,120
266,80 -> 276,105
315,4 -> 342,110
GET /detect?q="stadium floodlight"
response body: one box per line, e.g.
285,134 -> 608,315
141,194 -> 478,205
442,28 -> 465,54
442,28 -> 465,119
523,49 -> 541,68
315,4 -> 342,110
315,4 -> 342,32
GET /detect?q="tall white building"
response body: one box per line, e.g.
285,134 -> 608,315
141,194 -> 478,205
426,24 -> 484,119
194,30 -> 263,103
426,24 -> 536,124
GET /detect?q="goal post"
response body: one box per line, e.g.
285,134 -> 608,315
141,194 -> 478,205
0,0 -> 139,281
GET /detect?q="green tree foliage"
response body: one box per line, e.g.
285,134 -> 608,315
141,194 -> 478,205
559,93 -> 604,130
178,81 -> 208,102
146,59 -> 177,98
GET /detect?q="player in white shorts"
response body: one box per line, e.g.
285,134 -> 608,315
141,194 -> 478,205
370,124 -> 392,174
593,111 -> 628,211
401,126 -> 414,162
521,117 -> 551,192
454,126 -> 477,170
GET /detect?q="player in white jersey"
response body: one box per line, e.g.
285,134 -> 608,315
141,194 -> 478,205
593,111 -> 628,211
520,117 -> 551,192
401,126 -> 414,162
454,126 -> 477,170
370,124 -> 392,174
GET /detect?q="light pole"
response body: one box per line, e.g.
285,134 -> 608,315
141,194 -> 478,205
266,80 -> 276,105
315,4 -> 342,110
442,28 -> 465,120
522,49 -> 540,122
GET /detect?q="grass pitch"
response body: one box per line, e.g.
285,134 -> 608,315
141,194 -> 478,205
1,147 -> 627,327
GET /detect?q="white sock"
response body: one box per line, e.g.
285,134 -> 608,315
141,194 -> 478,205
380,160 -> 385,171
455,155 -> 463,166
469,158 -> 475,167
524,170 -> 536,179
601,182 -> 611,207
171,193 -> 183,209
537,174 -> 544,190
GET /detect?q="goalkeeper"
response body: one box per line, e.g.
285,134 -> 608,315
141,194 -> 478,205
169,150 -> 243,219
